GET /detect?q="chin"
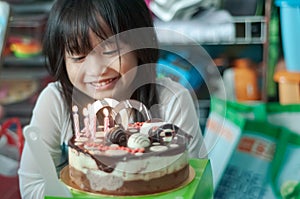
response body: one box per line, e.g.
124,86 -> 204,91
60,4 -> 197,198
92,94 -> 113,100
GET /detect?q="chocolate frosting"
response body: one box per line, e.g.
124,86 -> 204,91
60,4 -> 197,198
68,123 -> 188,173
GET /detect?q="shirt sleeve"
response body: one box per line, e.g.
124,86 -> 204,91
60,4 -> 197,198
165,89 -> 206,158
18,82 -> 70,199
156,78 -> 207,159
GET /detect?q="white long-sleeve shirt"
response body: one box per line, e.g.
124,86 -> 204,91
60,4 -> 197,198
18,77 -> 204,199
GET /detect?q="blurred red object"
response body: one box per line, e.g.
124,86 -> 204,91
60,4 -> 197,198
0,118 -> 24,155
0,176 -> 21,199
0,118 -> 23,199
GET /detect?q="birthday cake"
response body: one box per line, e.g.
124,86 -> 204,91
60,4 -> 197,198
67,99 -> 190,196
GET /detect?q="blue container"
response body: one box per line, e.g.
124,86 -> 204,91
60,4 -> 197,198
276,0 -> 300,72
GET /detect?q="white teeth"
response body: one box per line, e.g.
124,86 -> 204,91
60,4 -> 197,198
91,78 -> 114,87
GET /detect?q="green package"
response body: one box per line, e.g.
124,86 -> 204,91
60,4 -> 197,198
203,97 -> 268,189
215,120 -> 281,199
270,127 -> 300,199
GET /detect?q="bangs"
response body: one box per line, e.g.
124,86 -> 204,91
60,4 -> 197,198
60,3 -> 112,55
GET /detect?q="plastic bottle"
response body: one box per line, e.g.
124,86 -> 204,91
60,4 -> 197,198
233,58 -> 261,102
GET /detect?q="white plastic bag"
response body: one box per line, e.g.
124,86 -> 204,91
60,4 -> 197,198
149,0 -> 221,21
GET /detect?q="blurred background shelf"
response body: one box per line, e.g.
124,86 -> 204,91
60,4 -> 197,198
231,16 -> 266,45
156,16 -> 267,45
7,0 -> 53,13
4,54 -> 45,68
0,64 -> 48,79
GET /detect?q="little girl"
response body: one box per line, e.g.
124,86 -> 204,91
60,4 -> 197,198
18,0 -> 205,198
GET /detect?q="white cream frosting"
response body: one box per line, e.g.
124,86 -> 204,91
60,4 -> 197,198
69,147 -> 188,184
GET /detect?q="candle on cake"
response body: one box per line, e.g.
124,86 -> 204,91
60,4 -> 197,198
83,107 -> 90,138
103,108 -> 110,132
87,103 -> 96,140
72,105 -> 80,139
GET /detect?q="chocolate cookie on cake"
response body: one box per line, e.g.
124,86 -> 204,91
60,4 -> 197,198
67,99 -> 191,196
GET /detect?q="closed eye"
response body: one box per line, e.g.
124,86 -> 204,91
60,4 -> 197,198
71,56 -> 86,62
103,49 -> 119,55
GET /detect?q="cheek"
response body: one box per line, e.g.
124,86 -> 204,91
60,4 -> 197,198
119,53 -> 138,75
66,62 -> 81,85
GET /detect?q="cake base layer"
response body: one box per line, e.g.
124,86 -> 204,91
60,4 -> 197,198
68,165 -> 190,196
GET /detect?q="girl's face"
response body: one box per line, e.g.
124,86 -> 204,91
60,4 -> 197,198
65,32 -> 138,100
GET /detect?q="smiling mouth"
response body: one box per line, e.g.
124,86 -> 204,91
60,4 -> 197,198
89,76 -> 120,88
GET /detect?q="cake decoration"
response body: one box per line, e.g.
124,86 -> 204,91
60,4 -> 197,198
105,126 -> 128,147
127,133 -> 151,149
103,108 -> 111,132
67,98 -> 191,196
72,105 -> 80,138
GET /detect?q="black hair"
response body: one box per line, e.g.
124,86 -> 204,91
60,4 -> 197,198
43,0 -> 159,123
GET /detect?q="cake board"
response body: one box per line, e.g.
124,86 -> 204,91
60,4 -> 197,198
45,159 -> 213,199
